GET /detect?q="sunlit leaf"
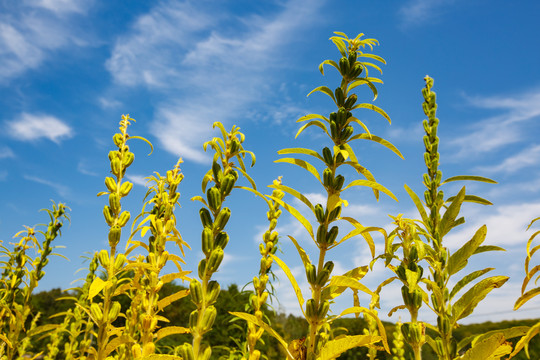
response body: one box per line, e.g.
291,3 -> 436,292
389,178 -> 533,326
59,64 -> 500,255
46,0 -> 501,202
295,120 -> 329,138
351,103 -> 391,124
307,86 -> 335,102
89,277 -> 110,300
450,268 -> 494,300
297,113 -> 328,123
155,327 -> 190,341
269,254 -> 305,311
275,158 -> 321,183
270,184 -> 314,211
319,59 -> 340,75
288,235 -> 311,269
268,196 -> 314,240
510,322 -> 540,358
348,134 -> 403,158
342,180 -> 397,201
447,225 -> 487,276
514,287 -> 540,310
439,187 -> 465,237
441,175 -> 497,185
158,290 -> 190,311
320,335 -> 382,360
277,148 -> 324,162
459,333 -> 510,360
452,276 -> 509,322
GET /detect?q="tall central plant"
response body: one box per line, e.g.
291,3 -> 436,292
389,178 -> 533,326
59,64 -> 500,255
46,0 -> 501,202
235,32 -> 402,360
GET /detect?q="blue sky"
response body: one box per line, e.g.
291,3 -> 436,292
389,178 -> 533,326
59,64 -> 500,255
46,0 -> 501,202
1,0 -> 540,325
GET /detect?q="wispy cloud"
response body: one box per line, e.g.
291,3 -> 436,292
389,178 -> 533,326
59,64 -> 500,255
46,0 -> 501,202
0,1 -> 91,82
126,174 -> 150,187
6,113 -> 73,143
398,0 -> 455,28
477,144 -> 540,174
77,160 -> 98,176
0,147 -> 15,159
106,0 -> 324,163
449,89 -> 540,159
24,174 -> 70,197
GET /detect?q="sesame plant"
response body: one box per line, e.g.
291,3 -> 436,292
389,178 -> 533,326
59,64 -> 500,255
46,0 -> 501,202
513,217 -> 540,358
0,201 -> 68,360
381,76 -> 528,360
233,31 -> 402,359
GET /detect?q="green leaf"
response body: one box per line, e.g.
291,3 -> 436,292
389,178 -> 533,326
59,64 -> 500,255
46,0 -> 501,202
331,38 -> 347,57
297,113 -> 328,123
510,321 -> 540,358
514,287 -> 540,310
439,187 -> 466,237
474,245 -> 506,254
348,134 -> 403,159
342,179 -> 398,201
275,158 -> 322,184
447,225 -> 487,276
319,59 -> 340,75
459,333 -> 510,360
446,194 -> 493,206
328,275 -> 375,297
471,326 -> 528,347
319,335 -> 382,360
404,184 -> 429,225
441,175 -> 497,185
347,78 -> 379,100
452,276 -> 509,322
295,120 -> 329,138
268,196 -> 314,240
307,86 -> 335,102
351,103 -> 391,124
269,184 -> 314,211
288,235 -> 312,269
269,254 -> 305,311
449,268 -> 494,300
229,312 -> 292,358
277,148 -> 324,162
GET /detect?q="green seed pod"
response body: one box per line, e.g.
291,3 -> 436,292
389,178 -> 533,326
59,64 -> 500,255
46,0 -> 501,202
199,208 -> 213,228
306,299 -> 316,320
190,279 -> 203,306
230,138 -> 240,154
409,245 -> 419,262
344,94 -> 358,109
259,291 -> 269,307
258,243 -> 265,256
413,288 -> 423,309
207,186 -> 222,211
201,228 -> 213,257
207,248 -> 224,273
214,207 -> 231,231
323,168 -> 333,188
316,225 -> 327,245
314,204 -> 325,223
189,310 -> 198,330
401,285 -> 412,307
306,264 -> 317,285
434,338 -> 444,357
214,231 -> 229,250
117,211 -> 131,227
328,205 -> 341,222
200,344 -> 212,360
409,323 -> 422,343
340,125 -> 354,141
201,306 -> 217,332
336,108 -> 347,127
339,57 -> 350,76
108,226 -> 121,247
198,259 -> 207,279
122,152 -> 134,167
323,260 -> 334,273
335,151 -> 345,164
322,147 -> 333,166
318,300 -> 330,318
103,206 -> 114,226
349,63 -> 363,78
348,51 -> 357,65
269,231 -> 278,243
329,112 -> 337,122
108,150 -> 120,162
330,120 -> 337,139
98,249 -> 110,269
109,193 -> 121,214
327,226 -> 339,244
113,133 -> 123,147
212,160 -> 222,183
119,182 -> 133,197
221,174 -> 236,197
108,301 -> 121,322
179,344 -> 195,360
105,177 -> 117,193
333,175 -> 345,191
396,265 -> 406,281
90,303 -> 103,323
114,253 -> 126,272
437,316 -> 450,334
315,268 -> 331,287
335,87 -> 345,107
207,281 -> 220,304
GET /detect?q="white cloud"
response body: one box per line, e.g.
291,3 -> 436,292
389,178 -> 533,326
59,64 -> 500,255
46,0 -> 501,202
0,147 -> 15,159
24,175 -> 70,197
0,2 -> 90,82
476,144 -> 540,174
105,0 -> 324,163
98,97 -> 123,109
126,174 -> 150,187
77,160 -> 98,176
6,113 -> 73,143
449,89 -> 540,159
398,0 -> 455,28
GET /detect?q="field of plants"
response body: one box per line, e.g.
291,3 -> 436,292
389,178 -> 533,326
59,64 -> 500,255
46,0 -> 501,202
1,32 -> 539,360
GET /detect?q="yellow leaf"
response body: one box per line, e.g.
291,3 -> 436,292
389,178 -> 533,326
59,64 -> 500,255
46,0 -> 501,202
88,277 -> 111,300
155,326 -> 190,341
158,290 -> 190,311
270,254 -> 305,312
104,335 -> 134,357
320,335 -> 382,360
